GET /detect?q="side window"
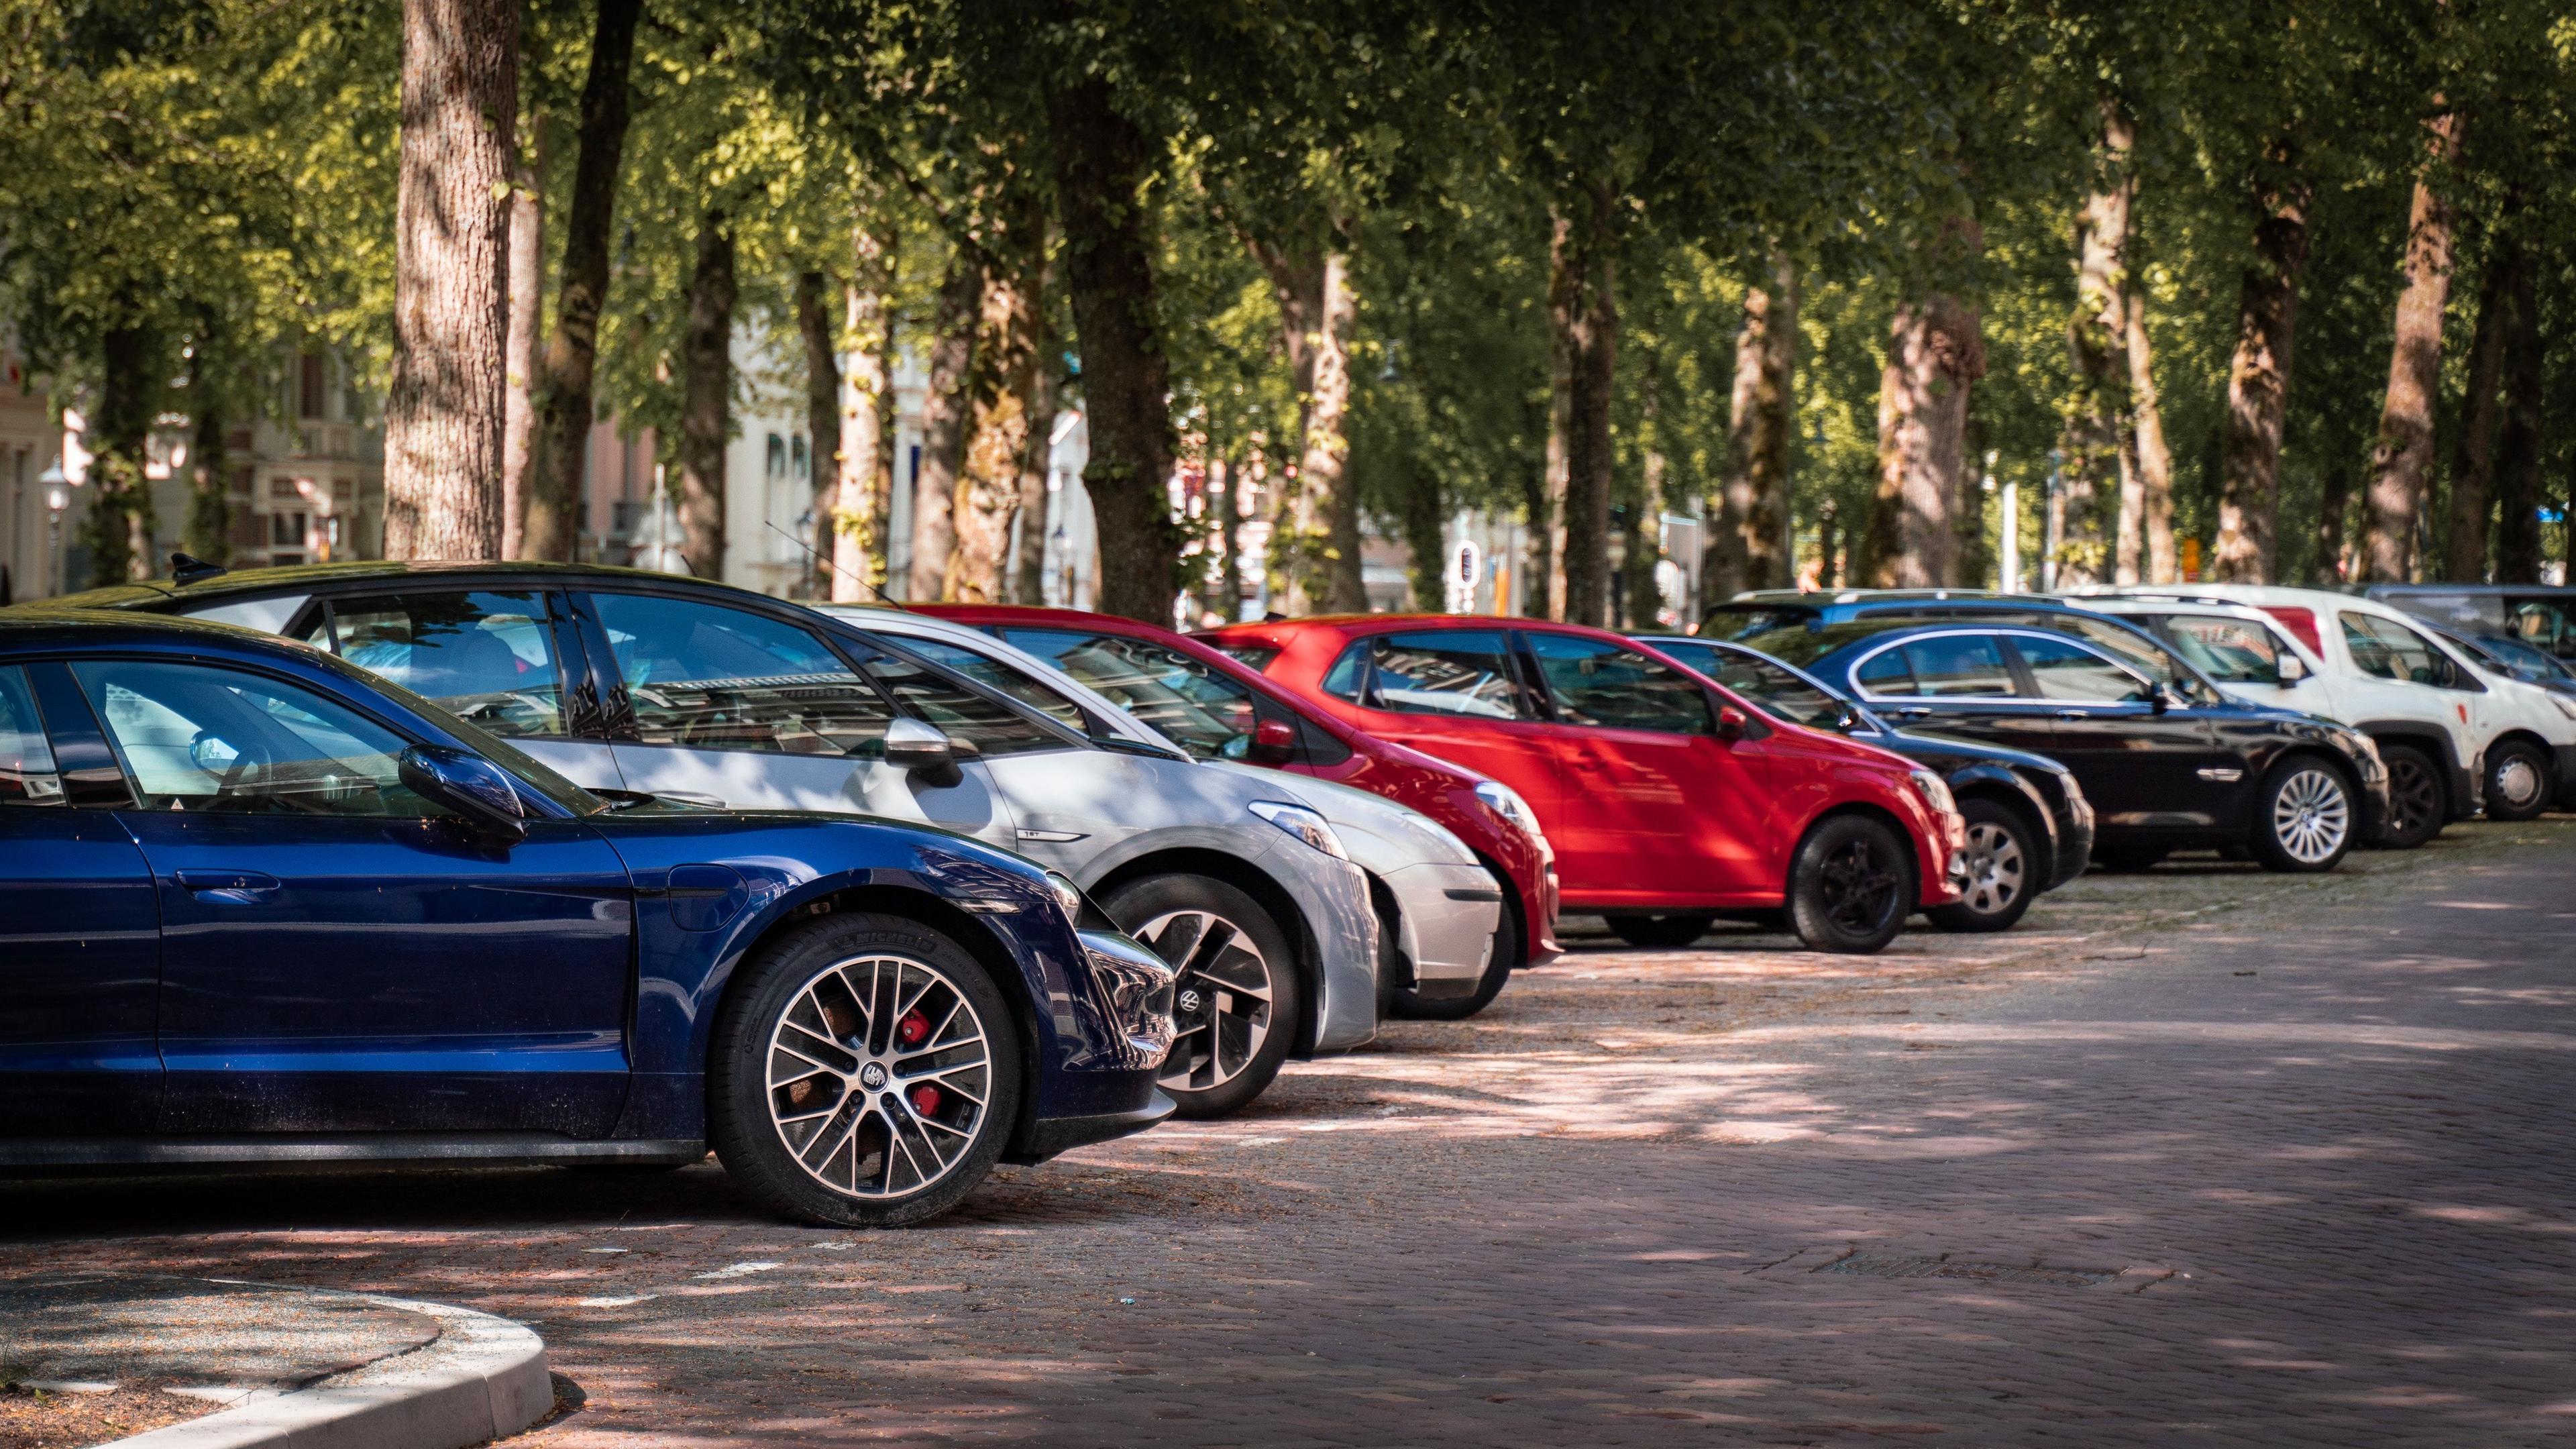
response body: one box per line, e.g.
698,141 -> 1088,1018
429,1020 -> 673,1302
1320,643 -> 1368,702
590,592 -> 892,755
1688,647 -> 1843,730
1216,643 -> 1281,673
2156,616 -> 2282,684
900,635 -> 1093,733
2008,635 -> 2151,702
1006,629 -> 1260,760
1363,631 -> 1534,719
1853,647 -> 1915,696
72,660 -> 438,817
2341,611 -> 2447,686
862,647 -> 1069,757
0,665 -> 64,806
1898,636 -> 2015,698
1523,633 -> 1712,734
323,591 -> 569,737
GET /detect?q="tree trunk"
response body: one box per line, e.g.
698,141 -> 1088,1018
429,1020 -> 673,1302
1518,439 -> 1550,617
835,223 -> 892,601
1555,184 -> 1619,627
2212,185 -> 2309,584
1306,250 -> 1363,612
501,101 -> 543,560
184,370 -> 229,566
1543,210 -> 1576,621
1709,251 -> 1797,600
384,0 -> 517,561
2492,256 -> 2544,583
794,268 -> 841,598
1044,73 -> 1176,624
1012,281 -> 1057,606
522,0 -> 641,564
2055,109 -> 2133,590
908,250 -> 980,600
676,212 -> 734,578
2313,462 -> 2353,584
2363,109 -> 2465,583
953,199 -> 1046,604
1397,461 -> 1448,613
82,323 -> 158,586
2443,245 -> 2516,582
1864,221 -> 1985,589
1815,498 -> 1840,589
2127,279 -> 2177,583
1629,341 -> 1666,628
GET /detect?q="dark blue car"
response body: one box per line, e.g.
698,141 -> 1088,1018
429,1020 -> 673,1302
0,612 -> 1175,1227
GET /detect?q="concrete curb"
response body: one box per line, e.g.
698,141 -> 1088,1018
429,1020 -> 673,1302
105,1285 -> 551,1449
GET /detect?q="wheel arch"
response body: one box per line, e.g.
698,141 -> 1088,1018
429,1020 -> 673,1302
2352,722 -> 2463,818
1088,847 -> 1326,1058
1947,775 -> 2056,886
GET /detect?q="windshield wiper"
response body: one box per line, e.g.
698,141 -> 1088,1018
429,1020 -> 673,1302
1091,733 -> 1189,761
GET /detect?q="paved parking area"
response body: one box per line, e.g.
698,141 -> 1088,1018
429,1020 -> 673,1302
4,819 -> 2572,1446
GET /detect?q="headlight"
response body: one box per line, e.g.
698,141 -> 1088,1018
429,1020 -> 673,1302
2551,695 -> 2576,722
1044,870 -> 1085,922
1248,800 -> 1350,860
1474,780 -> 1540,836
1908,769 -> 1957,819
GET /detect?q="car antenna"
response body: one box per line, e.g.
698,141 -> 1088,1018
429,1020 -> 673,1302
170,551 -> 228,585
764,521 -> 906,610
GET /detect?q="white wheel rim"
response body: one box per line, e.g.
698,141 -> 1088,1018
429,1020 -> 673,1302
1134,909 -> 1273,1093
2496,755 -> 2542,808
1957,820 -> 2027,916
765,953 -> 992,1199
2272,768 -> 2350,864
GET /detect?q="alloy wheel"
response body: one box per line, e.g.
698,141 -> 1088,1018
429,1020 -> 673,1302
2271,767 -> 2351,865
765,953 -> 993,1200
2386,755 -> 2440,837
1819,836 -> 1902,934
1135,909 -> 1275,1095
1955,820 -> 2027,917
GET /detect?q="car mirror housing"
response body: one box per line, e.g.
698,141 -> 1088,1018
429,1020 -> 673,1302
398,744 -> 529,845
1715,704 -> 1750,741
1248,716 -> 1297,765
883,716 -> 963,787
2277,653 -> 2307,685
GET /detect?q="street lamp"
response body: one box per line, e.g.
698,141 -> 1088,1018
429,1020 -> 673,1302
38,460 -> 68,598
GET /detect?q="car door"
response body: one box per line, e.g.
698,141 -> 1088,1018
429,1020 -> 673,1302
1516,631 -> 1780,905
1845,631 -> 2057,755
310,586 -> 625,790
582,590 -> 1013,847
70,656 -> 633,1136
0,662 -> 164,1134
2002,633 -> 2232,827
1331,629 -> 1562,824
2338,608 -> 2483,769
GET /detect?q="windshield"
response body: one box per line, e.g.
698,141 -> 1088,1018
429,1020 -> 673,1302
2147,613 -> 2287,685
323,657 -> 608,815
1697,602 -> 1822,642
1732,621 -> 1896,669
2471,631 -> 2571,680
1652,639 -> 1847,729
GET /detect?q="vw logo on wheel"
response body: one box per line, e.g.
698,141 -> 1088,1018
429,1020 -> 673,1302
858,1062 -> 888,1091
1177,988 -> 1203,1016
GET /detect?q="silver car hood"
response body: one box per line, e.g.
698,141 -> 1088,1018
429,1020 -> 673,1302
1208,762 -> 1479,874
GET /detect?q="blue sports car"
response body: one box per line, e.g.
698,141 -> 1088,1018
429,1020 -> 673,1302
0,611 -> 1176,1227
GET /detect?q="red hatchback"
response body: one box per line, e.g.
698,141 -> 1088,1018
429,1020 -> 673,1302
1202,615 -> 1968,953
914,605 -> 1560,1015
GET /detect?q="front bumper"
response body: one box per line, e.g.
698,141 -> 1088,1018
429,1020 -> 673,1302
1006,1087 -> 1175,1165
1382,860 -> 1504,998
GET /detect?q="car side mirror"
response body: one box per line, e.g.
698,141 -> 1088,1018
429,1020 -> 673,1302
1715,704 -> 1749,742
882,717 -> 963,787
398,744 -> 529,845
1248,716 -> 1297,765
2277,654 -> 2306,686
1834,705 -> 1863,733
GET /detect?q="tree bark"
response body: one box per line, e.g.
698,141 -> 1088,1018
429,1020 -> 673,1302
1542,210 -> 1575,620
1863,219 -> 1984,590
2055,107 -> 2133,590
676,212 -> 735,578
2313,462 -> 2353,584
1709,251 -> 1797,601
2442,246 -> 2516,582
1555,184 -> 1619,627
1247,237 -> 1362,614
908,250 -> 980,600
384,0 -> 517,561
1629,341 -> 1666,628
1044,74 -> 1177,624
835,223 -> 892,601
794,268 -> 841,598
83,323 -> 158,586
2492,256 -> 2544,584
2363,109 -> 2465,583
2127,279 -> 2176,583
522,0 -> 642,564
500,36 -> 545,561
953,199 -> 1046,604
2212,184 -> 2310,584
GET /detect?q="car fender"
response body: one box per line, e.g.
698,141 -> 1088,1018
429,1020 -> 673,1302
1943,760 -> 2061,879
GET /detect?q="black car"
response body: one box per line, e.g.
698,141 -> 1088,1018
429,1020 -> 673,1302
1731,619 -> 2390,873
1642,634 -> 2093,932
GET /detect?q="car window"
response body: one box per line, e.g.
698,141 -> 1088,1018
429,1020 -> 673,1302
323,590 -> 568,738
1214,643 -> 1281,672
180,594 -> 311,635
863,647 -> 1070,757
897,635 -> 1092,732
590,592 -> 894,755
1004,628 -> 1261,760
1699,603 -> 1822,641
1523,633 -> 1712,735
1899,635 -> 2015,698
1362,631 -> 1535,720
1661,643 -> 1843,729
2155,615 -> 2284,684
1320,643 -> 1368,701
0,665 -> 63,806
1853,648 -> 1915,696
2341,610 -> 2451,686
74,659 -> 440,817
2008,635 -> 2151,702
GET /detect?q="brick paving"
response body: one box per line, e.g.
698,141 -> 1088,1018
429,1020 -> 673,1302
3,820 -> 2571,1445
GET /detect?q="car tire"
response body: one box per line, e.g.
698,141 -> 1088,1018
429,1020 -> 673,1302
1786,814 -> 1915,955
2375,743 -> 2446,848
708,912 -> 1022,1229
1925,798 -> 2038,932
1607,914 -> 1717,949
1102,874 -> 1302,1119
2483,739 -> 2553,822
2249,757 -> 2355,873
2090,842 -> 2169,872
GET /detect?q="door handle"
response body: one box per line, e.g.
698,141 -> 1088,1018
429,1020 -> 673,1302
174,869 -> 282,904
1892,706 -> 1932,719
2053,709 -> 2090,721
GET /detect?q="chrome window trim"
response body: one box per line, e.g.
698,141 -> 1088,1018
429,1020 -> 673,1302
1847,628 -> 2162,709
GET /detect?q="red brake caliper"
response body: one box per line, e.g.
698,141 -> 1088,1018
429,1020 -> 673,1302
898,1009 -> 938,1116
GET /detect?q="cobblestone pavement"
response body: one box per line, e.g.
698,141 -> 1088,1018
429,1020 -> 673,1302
3,820 -> 2571,1446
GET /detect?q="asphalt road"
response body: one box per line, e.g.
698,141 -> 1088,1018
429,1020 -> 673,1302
3,819 -> 2571,1446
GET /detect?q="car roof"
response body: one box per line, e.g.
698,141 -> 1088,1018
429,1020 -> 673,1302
34,558 -> 726,612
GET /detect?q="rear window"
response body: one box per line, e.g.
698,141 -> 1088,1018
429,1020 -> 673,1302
1212,643 -> 1281,672
1698,603 -> 1821,641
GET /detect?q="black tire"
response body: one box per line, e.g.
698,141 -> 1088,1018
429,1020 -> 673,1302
2375,743 -> 2445,848
1787,814 -> 1915,955
2090,842 -> 2169,873
1392,886 -> 1519,1022
2248,756 -> 2355,873
1926,797 -> 2039,932
709,912 -> 1022,1228
1607,913 -> 1717,949
1102,874 -> 1302,1119
2483,739 -> 2553,822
